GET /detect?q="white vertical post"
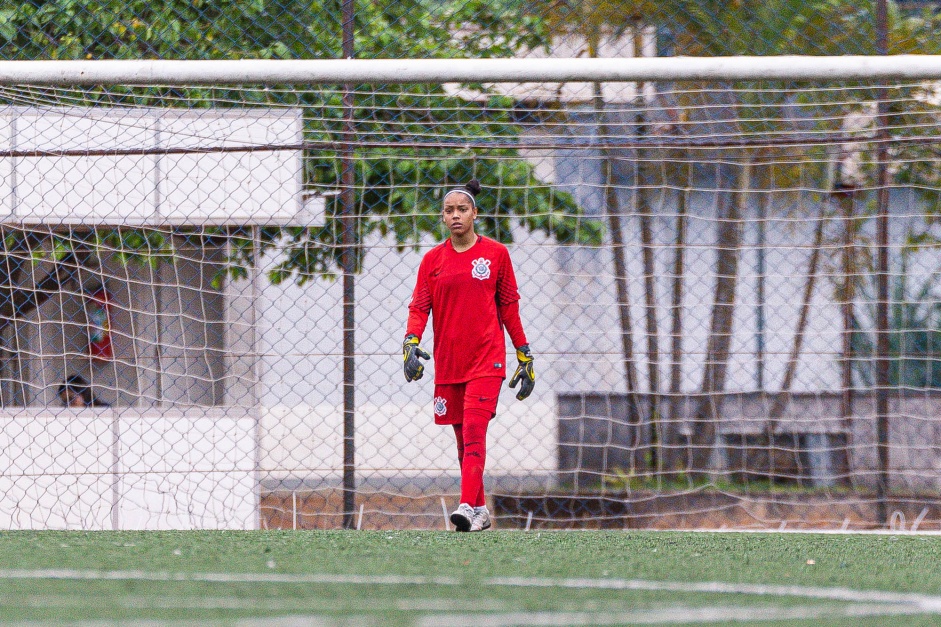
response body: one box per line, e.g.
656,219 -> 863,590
292,490 -> 297,530
252,226 -> 262,531
111,407 -> 120,530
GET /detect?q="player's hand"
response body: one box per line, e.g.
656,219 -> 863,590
403,334 -> 430,382
508,344 -> 535,400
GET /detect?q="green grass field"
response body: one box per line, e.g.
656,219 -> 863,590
1,530 -> 940,625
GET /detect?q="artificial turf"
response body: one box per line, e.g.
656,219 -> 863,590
0,530 -> 938,625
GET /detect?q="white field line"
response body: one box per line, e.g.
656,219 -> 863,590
0,593 -> 508,613
0,594 -> 346,612
0,598 -> 934,627
518,528 -> 941,536
684,528 -> 941,536
417,603 -> 934,627
1,568 -> 941,612
489,576 -> 941,612
0,605 -> 933,627
4,619 -> 336,627
0,569 -> 458,586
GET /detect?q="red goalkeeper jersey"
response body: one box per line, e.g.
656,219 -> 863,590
406,236 -> 527,384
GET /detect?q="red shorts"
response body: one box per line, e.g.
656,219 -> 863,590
432,376 -> 503,425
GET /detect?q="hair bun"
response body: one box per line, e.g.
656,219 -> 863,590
464,179 -> 481,197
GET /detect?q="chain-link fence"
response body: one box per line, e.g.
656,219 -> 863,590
1,2 -> 941,530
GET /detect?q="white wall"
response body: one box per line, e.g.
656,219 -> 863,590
0,408 -> 256,530
0,107 -> 301,226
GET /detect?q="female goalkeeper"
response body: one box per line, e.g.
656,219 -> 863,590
403,179 -> 535,532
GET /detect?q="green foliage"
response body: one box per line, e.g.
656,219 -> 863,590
795,2 -> 941,205
0,0 -> 595,283
263,87 -> 598,284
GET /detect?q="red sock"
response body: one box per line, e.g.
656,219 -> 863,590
459,408 -> 490,508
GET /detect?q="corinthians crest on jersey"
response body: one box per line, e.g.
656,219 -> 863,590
433,396 -> 448,417
471,257 -> 492,280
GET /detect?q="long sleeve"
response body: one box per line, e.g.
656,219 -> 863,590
405,260 -> 431,339
498,300 -> 528,348
495,247 -> 526,347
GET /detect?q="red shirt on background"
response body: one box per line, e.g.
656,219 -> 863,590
406,236 -> 527,384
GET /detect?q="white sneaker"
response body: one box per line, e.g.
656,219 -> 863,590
471,506 -> 491,532
450,502 -> 474,532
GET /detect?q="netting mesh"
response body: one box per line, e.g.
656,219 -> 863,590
0,74 -> 938,530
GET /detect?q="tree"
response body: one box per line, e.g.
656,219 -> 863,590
658,0 -> 941,478
535,0 -> 665,474
521,0 -> 862,476
792,2 -> 941,449
635,0 -> 904,476
0,1 -> 601,327
639,1 -> 811,476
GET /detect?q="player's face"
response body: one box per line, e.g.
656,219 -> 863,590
442,195 -> 477,237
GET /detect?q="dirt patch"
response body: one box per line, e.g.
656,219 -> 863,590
261,490 -> 941,531
261,490 -> 453,530
494,492 -> 941,530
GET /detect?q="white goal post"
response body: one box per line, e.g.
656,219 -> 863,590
0,55 -> 941,85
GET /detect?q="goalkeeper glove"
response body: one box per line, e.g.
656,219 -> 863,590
508,344 -> 535,401
403,334 -> 430,382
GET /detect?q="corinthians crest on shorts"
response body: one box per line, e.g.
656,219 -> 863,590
433,396 -> 448,416
471,257 -> 492,280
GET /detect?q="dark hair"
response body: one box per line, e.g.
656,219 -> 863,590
464,179 -> 481,197
58,374 -> 93,406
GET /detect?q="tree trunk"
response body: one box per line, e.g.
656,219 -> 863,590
837,187 -> 857,484
687,160 -> 746,477
664,163 -> 690,473
755,190 -> 768,391
634,28 -> 661,474
589,30 -> 642,463
636,116 -> 661,472
766,206 -> 826,431
596,92 -> 642,448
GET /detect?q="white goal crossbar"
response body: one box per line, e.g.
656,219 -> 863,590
2,55 -> 941,85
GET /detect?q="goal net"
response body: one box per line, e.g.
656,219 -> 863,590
1,58 -> 940,531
